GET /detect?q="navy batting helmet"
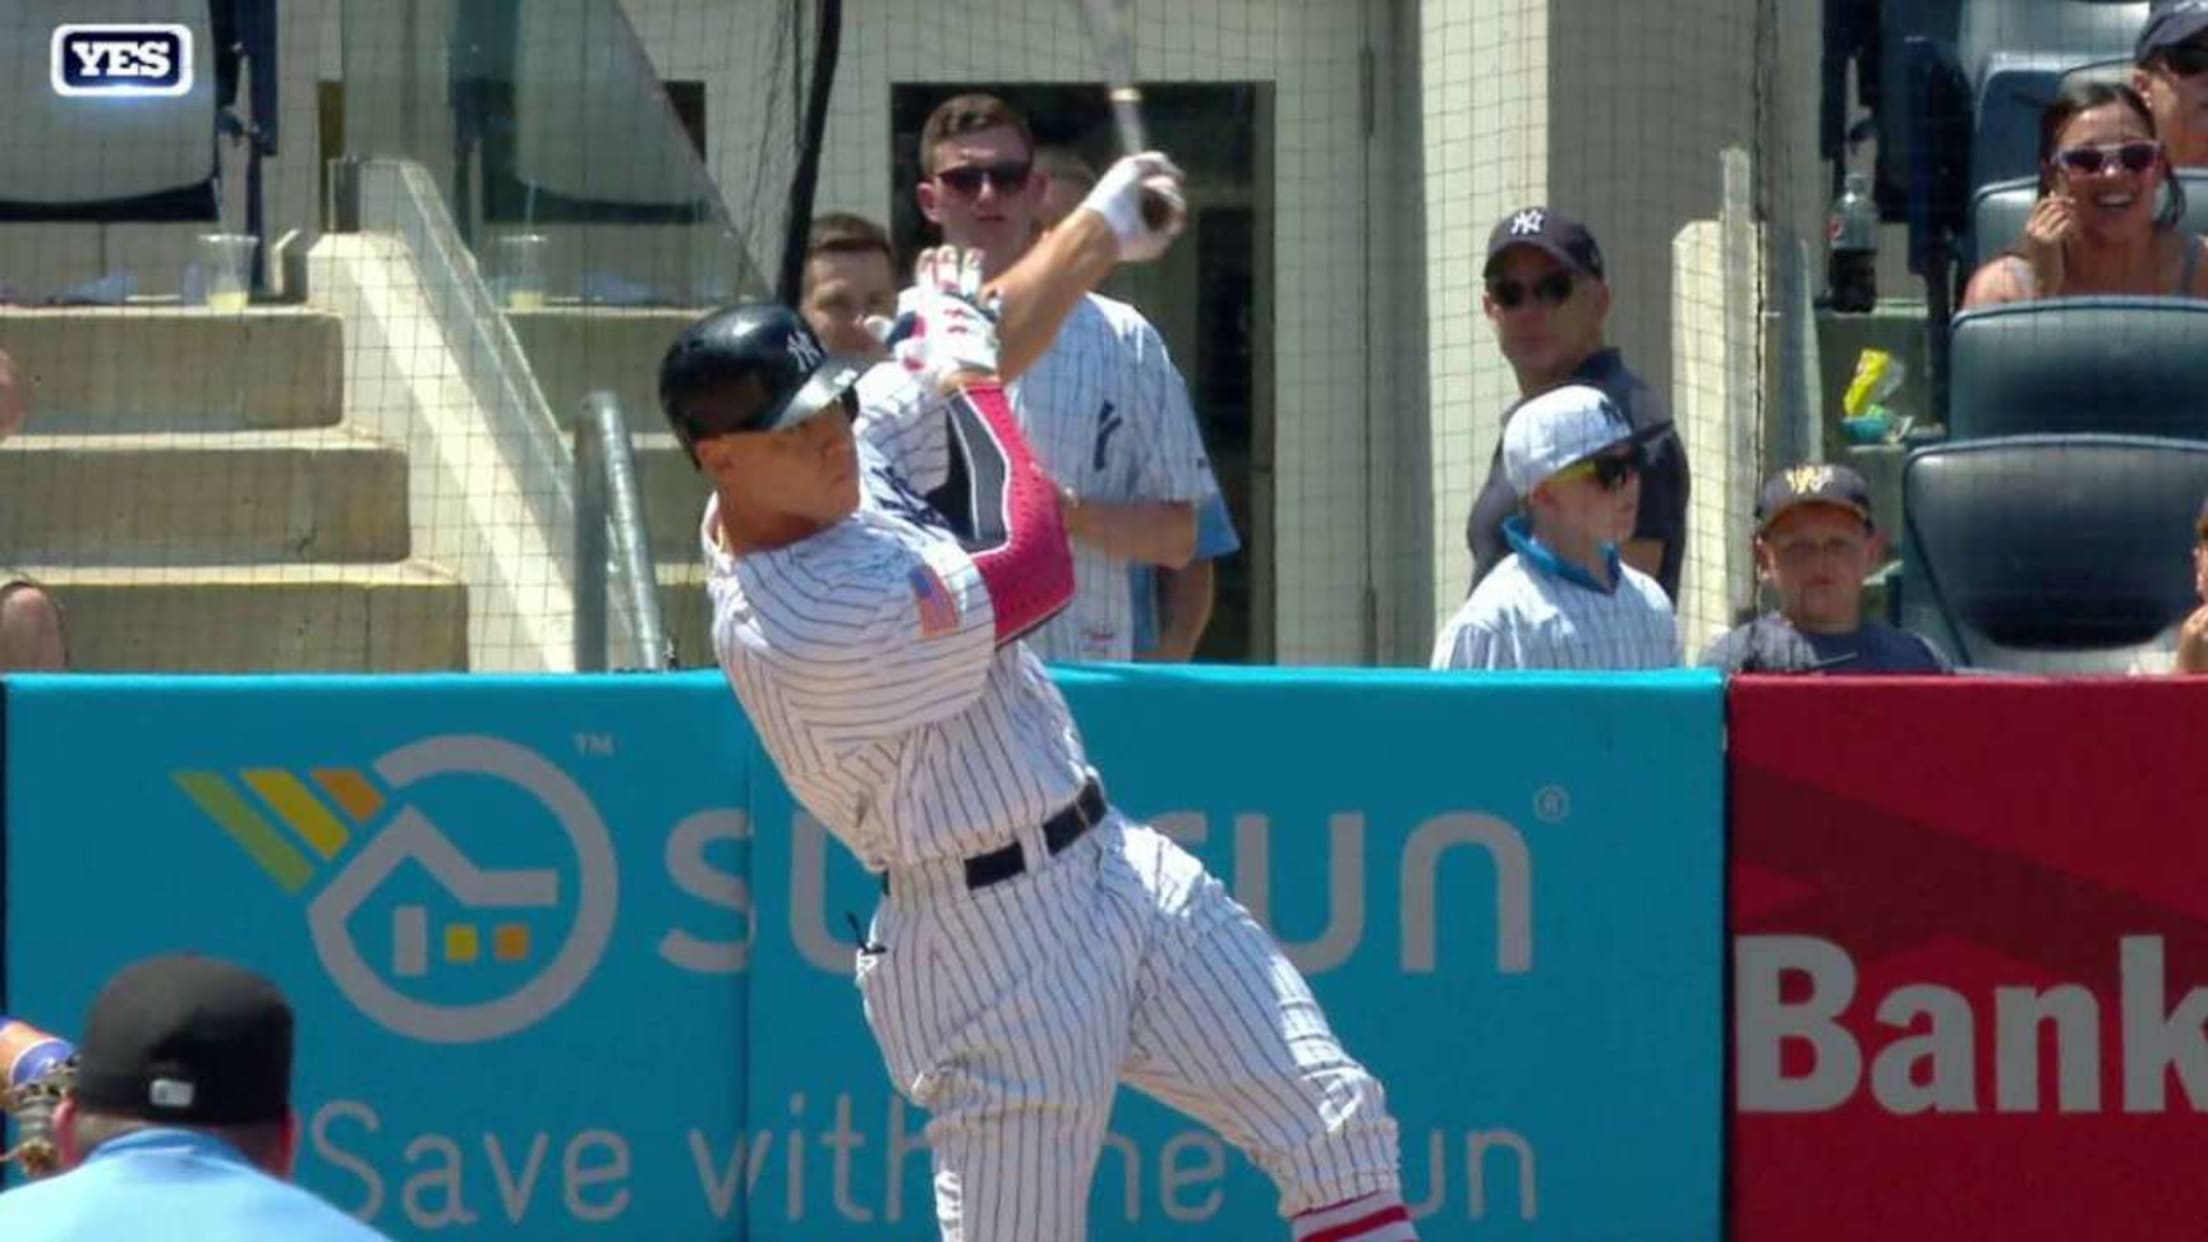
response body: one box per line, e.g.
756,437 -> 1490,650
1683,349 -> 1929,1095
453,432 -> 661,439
657,303 -> 869,465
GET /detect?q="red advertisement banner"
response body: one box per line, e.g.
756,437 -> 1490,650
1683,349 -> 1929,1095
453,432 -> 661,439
1729,677 -> 2208,1240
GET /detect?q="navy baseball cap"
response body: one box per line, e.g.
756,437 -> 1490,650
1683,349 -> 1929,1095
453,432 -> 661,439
1484,207 -> 1606,282
70,954 -> 294,1126
2138,0 -> 2208,63
1755,463 -> 1875,533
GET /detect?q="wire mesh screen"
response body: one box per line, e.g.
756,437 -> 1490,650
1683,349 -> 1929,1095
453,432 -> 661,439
9,0 -> 2182,679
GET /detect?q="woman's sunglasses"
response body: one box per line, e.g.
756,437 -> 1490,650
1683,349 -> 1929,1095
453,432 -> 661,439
932,161 -> 1033,196
1553,445 -> 1645,491
1486,271 -> 1575,310
2053,141 -> 2161,176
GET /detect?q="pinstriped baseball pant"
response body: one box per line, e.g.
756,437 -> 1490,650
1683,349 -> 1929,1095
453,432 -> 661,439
860,813 -> 1403,1241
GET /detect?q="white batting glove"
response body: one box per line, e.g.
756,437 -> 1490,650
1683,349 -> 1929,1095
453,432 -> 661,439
872,246 -> 1002,392
1077,152 -> 1188,263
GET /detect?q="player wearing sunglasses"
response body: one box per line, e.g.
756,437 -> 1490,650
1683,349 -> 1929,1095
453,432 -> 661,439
2135,0 -> 2208,170
1432,384 -> 1679,671
1464,207 -> 1691,607
1963,80 -> 2208,307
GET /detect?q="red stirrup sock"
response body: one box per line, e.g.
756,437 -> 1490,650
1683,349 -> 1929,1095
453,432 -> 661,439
1291,1191 -> 1418,1241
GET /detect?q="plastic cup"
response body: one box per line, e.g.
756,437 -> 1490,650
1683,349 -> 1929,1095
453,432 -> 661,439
494,233 -> 550,310
196,233 -> 257,311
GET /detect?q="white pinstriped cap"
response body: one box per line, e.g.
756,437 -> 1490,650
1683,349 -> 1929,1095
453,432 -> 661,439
1502,383 -> 1635,494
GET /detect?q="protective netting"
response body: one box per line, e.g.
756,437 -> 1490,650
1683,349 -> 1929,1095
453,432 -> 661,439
5,0 -> 2184,678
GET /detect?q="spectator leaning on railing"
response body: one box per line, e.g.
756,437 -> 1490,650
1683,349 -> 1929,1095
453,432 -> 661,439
2135,0 -> 2208,169
1432,384 -> 1679,671
0,346 -> 66,672
1962,80 -> 2208,307
1701,464 -> 1951,675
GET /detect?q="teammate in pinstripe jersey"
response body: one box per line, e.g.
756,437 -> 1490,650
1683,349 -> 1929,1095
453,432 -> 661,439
1433,383 -> 1681,670
916,93 -> 1217,664
667,155 -> 1417,1242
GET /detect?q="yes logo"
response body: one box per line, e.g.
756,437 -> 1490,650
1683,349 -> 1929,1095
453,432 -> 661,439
51,24 -> 194,98
177,736 -> 617,1043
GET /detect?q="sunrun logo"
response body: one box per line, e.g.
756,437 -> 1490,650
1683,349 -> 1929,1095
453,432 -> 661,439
51,24 -> 194,98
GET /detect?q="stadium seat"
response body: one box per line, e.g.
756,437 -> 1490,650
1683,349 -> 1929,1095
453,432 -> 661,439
1960,0 -> 2146,192
0,0 -> 219,221
1899,433 -> 2208,672
1947,297 -> 2208,439
1965,169 -> 2208,272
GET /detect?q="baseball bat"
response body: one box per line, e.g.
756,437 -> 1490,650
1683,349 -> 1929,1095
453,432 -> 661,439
1075,0 -> 1175,232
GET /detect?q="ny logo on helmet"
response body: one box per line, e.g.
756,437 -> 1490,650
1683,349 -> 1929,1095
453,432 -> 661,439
787,331 -> 824,372
1510,210 -> 1546,237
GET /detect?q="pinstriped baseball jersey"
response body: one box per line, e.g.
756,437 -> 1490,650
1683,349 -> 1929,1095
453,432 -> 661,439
705,362 -> 1413,1242
1431,551 -> 1680,670
703,364 -> 1090,870
1009,293 -> 1214,663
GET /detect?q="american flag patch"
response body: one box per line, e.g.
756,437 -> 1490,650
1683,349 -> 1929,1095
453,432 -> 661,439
908,564 -> 960,637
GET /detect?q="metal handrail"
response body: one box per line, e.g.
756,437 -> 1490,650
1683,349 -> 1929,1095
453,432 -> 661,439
574,391 -> 671,671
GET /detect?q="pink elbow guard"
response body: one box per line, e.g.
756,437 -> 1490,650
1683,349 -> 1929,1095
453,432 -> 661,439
930,384 -> 1074,645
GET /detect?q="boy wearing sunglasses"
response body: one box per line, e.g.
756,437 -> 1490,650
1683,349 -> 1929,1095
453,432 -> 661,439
1432,384 -> 1678,671
2136,0 -> 2208,169
1701,464 -> 1949,675
1464,208 -> 1690,606
915,94 -> 1219,665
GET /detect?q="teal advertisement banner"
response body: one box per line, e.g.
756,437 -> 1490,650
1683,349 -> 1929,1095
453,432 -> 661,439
3,667 -> 1723,1240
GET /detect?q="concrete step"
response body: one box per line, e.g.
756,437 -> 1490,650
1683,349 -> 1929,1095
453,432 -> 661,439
24,562 -> 470,672
0,307 -> 344,432
0,429 -> 410,564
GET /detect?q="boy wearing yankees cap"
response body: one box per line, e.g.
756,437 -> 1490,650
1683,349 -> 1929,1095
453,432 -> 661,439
0,953 -> 392,1239
1432,383 -> 1680,670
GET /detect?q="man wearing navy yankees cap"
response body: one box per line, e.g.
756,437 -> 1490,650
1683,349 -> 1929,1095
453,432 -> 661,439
0,953 -> 391,1239
2135,0 -> 2208,168
1701,462 -> 1951,675
1465,206 -> 1692,603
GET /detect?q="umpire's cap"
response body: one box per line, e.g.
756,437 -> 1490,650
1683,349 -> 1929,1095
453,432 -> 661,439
71,953 -> 294,1126
658,303 -> 868,465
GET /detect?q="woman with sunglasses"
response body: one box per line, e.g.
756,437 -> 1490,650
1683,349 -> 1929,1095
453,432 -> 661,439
1962,80 -> 2208,308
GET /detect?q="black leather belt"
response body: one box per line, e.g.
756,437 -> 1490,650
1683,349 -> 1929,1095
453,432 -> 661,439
885,778 -> 1107,895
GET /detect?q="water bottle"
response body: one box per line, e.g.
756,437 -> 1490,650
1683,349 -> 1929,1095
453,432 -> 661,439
1827,171 -> 1879,313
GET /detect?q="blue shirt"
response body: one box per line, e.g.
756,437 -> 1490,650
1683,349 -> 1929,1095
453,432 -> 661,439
1701,614 -> 1953,674
0,1128 -> 392,1241
1129,490 -> 1242,654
